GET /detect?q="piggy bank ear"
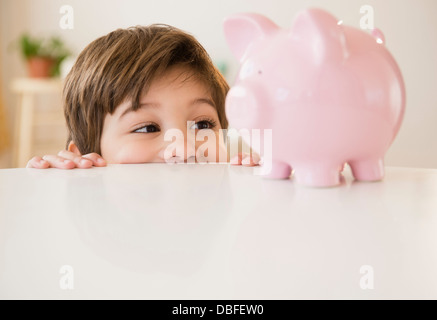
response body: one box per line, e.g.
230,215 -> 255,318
223,13 -> 278,62
290,8 -> 348,63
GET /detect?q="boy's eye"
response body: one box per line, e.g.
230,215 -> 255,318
133,124 -> 160,133
191,120 -> 217,130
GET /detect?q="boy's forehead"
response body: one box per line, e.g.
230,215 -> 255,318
114,74 -> 215,118
140,67 -> 213,101
111,65 -> 215,117
151,65 -> 209,90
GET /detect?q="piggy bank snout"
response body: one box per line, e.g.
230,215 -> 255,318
226,86 -> 261,128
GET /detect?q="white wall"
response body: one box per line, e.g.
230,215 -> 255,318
1,0 -> 436,168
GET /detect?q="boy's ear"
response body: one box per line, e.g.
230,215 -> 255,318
67,141 -> 82,156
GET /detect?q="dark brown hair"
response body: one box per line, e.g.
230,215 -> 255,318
64,24 -> 229,155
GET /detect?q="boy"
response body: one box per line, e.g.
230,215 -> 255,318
26,24 -> 258,169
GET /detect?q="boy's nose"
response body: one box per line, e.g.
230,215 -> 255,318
162,129 -> 197,163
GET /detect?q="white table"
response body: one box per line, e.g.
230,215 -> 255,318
0,164 -> 436,299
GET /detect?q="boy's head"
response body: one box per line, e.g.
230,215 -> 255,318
64,24 -> 229,163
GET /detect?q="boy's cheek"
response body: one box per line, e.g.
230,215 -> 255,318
101,134 -> 225,164
103,143 -> 159,164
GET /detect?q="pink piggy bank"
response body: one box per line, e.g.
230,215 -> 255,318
224,8 -> 406,187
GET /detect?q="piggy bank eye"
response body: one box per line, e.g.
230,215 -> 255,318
258,70 -> 263,75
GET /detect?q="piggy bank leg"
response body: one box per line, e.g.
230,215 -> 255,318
349,158 -> 384,182
293,163 -> 343,187
260,160 -> 292,179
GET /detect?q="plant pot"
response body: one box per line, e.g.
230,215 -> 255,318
27,57 -> 55,78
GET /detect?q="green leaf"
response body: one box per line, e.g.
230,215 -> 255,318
16,33 -> 72,77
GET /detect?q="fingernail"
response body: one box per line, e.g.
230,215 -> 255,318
97,158 -> 105,164
63,159 -> 71,163
80,159 -> 90,165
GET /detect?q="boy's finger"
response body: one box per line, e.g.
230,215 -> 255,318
242,153 -> 260,166
241,154 -> 254,166
230,154 -> 242,165
26,156 -> 50,169
82,153 -> 107,167
57,150 -> 80,159
42,155 -> 77,169
57,150 -> 93,168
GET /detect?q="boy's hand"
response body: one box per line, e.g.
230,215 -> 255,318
26,150 -> 107,169
230,152 -> 260,167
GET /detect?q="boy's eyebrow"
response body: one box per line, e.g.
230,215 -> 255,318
119,103 -> 159,120
190,98 -> 216,108
119,98 -> 216,120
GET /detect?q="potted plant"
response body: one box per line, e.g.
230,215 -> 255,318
18,34 -> 71,78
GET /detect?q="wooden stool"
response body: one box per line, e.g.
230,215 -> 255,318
11,78 -> 64,167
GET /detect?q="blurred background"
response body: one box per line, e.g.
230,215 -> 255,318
0,0 -> 436,168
